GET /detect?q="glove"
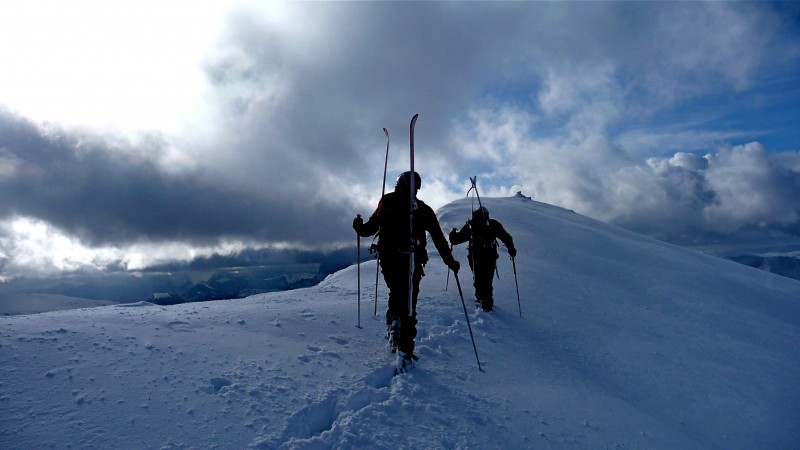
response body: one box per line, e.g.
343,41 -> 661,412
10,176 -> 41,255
449,228 -> 458,244
352,215 -> 363,233
508,246 -> 517,258
447,259 -> 460,273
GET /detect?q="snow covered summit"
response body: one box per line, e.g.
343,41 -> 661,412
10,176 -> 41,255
2,196 -> 798,449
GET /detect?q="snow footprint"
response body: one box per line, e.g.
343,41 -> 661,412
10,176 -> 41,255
254,365 -> 394,448
202,377 -> 232,395
297,344 -> 343,364
328,336 -> 348,346
165,321 -> 192,332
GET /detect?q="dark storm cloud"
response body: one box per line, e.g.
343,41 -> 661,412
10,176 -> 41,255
0,108 -> 352,247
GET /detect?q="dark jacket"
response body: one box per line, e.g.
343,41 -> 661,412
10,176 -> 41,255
357,190 -> 455,266
450,217 -> 514,260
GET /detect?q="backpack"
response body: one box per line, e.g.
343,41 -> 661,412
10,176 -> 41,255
376,191 -> 417,254
469,219 -> 498,252
470,207 -> 495,248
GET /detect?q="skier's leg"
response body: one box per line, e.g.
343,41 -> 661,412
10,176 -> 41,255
474,257 -> 494,311
398,263 -> 423,356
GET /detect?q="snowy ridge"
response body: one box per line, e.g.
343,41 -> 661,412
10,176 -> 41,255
2,196 -> 799,449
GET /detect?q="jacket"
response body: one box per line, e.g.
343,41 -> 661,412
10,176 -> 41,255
357,190 -> 455,266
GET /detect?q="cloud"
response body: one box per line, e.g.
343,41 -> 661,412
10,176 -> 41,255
0,109 -> 357,248
1,2 -> 798,277
464,106 -> 800,243
703,144 -> 800,235
197,2 -> 792,204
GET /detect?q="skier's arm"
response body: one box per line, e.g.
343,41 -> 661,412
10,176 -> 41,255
358,210 -> 380,237
425,210 -> 459,271
449,223 -> 470,246
353,199 -> 382,237
491,220 -> 516,257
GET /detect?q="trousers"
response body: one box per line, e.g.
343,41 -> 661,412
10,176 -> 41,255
380,252 -> 424,355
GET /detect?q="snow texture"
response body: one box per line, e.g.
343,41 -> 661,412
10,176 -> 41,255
1,196 -> 799,449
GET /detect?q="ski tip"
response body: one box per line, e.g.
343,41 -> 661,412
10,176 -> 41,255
411,113 -> 419,124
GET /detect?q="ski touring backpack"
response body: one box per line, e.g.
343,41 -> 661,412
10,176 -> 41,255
469,207 -> 498,252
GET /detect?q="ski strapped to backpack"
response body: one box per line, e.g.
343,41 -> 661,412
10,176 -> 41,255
467,176 -> 490,229
407,114 -> 418,318
466,176 -> 498,279
467,176 -> 483,207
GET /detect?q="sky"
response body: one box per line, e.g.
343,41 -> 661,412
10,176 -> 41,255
1,1 -> 800,279
2,197 -> 798,448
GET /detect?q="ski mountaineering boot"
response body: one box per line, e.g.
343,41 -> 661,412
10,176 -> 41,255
387,318 -> 400,353
395,350 -> 414,374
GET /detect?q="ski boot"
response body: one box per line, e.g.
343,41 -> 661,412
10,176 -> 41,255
387,318 -> 400,353
395,350 -> 414,375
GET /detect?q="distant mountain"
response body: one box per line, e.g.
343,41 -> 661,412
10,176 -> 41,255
728,254 -> 800,281
0,271 -> 193,315
0,293 -> 117,316
178,265 -> 329,302
0,259 -> 351,315
680,234 -> 800,282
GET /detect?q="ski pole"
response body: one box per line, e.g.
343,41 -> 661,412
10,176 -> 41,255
374,253 -> 380,315
445,243 -> 453,291
356,214 -> 362,329
512,256 -> 522,318
454,271 -> 483,372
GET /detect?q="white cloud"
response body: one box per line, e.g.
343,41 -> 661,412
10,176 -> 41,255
0,215 -> 310,279
0,0 -> 230,134
667,153 -> 709,172
0,217 -> 118,276
703,143 -> 800,233
449,101 -> 800,242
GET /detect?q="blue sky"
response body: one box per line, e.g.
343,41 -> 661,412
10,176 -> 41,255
0,1 -> 799,278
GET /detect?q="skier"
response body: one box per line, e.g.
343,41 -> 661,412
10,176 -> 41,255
353,171 -> 460,370
449,206 -> 516,312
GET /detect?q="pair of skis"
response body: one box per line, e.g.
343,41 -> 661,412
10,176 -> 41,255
379,115 -> 422,375
368,115 -> 417,321
358,118 -> 414,328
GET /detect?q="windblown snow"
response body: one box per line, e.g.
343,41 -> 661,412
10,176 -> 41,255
2,196 -> 798,449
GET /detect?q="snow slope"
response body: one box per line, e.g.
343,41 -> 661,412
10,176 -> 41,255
2,196 -> 798,449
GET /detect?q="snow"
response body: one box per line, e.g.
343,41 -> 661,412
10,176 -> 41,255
2,196 -> 799,449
